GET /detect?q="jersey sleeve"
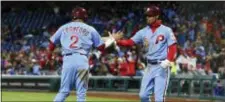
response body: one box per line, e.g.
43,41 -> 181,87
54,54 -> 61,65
91,29 -> 104,48
131,30 -> 143,44
167,28 -> 177,46
50,27 -> 63,44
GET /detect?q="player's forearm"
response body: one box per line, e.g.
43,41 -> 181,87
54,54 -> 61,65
167,43 -> 177,62
116,39 -> 135,47
160,43 -> 177,69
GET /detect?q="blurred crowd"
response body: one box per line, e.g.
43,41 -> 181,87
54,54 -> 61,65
1,2 -> 225,79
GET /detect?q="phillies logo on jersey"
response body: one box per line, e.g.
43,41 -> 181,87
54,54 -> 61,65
155,35 -> 164,44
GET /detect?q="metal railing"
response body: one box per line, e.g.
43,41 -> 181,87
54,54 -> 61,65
1,75 -> 225,101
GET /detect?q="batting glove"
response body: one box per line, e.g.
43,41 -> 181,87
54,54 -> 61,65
160,59 -> 171,69
105,37 -> 115,48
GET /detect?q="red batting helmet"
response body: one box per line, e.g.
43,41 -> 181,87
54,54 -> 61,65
145,6 -> 161,17
71,7 -> 88,20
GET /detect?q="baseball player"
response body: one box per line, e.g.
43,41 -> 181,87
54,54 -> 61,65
111,5 -> 177,102
48,7 -> 116,102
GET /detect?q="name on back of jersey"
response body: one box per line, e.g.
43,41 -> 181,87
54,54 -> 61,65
65,26 -> 90,36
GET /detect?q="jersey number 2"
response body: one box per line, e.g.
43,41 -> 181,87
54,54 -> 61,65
70,35 -> 79,48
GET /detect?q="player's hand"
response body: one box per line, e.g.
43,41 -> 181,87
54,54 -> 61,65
104,31 -> 117,48
160,59 -> 171,69
108,31 -> 123,41
107,31 -> 122,52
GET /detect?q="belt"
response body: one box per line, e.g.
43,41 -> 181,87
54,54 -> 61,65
63,52 -> 86,56
147,59 -> 164,65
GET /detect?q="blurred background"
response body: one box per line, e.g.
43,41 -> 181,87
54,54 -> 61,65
1,1 -> 225,99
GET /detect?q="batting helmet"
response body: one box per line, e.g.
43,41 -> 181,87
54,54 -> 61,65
145,5 -> 161,17
71,7 -> 88,20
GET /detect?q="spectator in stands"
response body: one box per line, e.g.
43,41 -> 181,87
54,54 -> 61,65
31,59 -> 41,75
214,80 -> 225,96
118,57 -> 128,76
6,61 -> 16,75
135,59 -> 145,76
176,49 -> 188,73
187,24 -> 196,42
109,55 -> 119,76
177,25 -> 187,47
218,50 -> 225,79
1,56 -> 7,74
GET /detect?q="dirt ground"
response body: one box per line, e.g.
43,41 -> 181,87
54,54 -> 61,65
87,91 -> 212,102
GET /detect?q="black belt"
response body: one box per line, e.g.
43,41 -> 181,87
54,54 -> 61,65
63,52 -> 86,56
147,59 -> 164,65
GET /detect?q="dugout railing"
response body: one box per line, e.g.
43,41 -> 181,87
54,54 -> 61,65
1,75 -> 225,101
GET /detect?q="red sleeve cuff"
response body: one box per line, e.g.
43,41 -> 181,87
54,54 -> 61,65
97,44 -> 105,54
117,39 -> 135,47
167,43 -> 177,62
